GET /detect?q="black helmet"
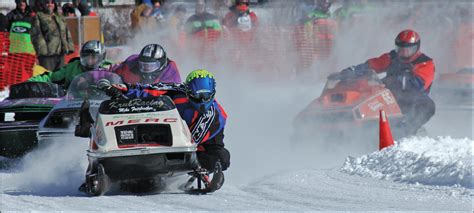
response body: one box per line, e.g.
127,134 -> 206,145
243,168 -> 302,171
138,43 -> 168,74
80,40 -> 106,70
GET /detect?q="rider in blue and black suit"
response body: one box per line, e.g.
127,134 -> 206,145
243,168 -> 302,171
116,69 -> 230,173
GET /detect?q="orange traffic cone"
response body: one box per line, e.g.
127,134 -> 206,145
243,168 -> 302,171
379,109 -> 394,150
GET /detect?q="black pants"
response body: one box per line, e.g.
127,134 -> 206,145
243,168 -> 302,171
197,147 -> 230,171
397,94 -> 436,136
38,55 -> 64,71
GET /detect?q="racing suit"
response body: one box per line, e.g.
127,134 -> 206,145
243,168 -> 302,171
27,59 -> 114,89
354,50 -> 435,136
110,54 -> 181,84
124,83 -> 230,171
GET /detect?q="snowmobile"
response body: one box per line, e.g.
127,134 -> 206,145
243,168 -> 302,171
36,71 -> 124,147
0,82 -> 63,157
75,79 -> 224,196
293,70 -> 403,143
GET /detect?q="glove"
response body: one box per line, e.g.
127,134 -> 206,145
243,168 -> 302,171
327,67 -> 357,80
104,83 -> 128,99
340,66 -> 356,79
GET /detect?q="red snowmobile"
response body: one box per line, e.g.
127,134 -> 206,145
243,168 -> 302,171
293,70 -> 403,143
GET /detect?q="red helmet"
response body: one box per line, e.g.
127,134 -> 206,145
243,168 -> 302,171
395,29 -> 421,62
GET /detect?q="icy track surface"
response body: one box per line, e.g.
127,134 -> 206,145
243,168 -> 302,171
0,137 -> 471,211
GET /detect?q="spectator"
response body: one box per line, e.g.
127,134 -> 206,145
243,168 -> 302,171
77,2 -> 97,17
222,0 -> 258,32
300,0 -> 331,25
185,1 -> 222,35
6,0 -> 35,31
130,2 -> 157,34
62,3 -> 76,17
31,0 -> 75,71
149,0 -> 164,22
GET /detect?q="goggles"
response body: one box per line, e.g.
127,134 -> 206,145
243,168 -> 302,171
395,45 -> 418,59
139,61 -> 161,73
80,53 -> 103,69
189,91 -> 215,103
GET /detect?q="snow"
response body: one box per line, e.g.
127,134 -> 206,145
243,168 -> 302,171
1,2 -> 473,211
0,75 -> 472,211
341,136 -> 473,189
0,128 -> 471,210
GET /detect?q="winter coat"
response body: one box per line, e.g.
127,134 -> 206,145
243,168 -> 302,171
123,83 -> 230,170
6,7 -> 35,31
367,50 -> 435,95
0,13 -> 9,32
301,9 -> 330,25
125,84 -> 227,146
130,4 -> 158,33
28,59 -> 113,89
222,8 -> 258,31
185,12 -> 222,35
31,11 -> 75,57
110,54 -> 181,84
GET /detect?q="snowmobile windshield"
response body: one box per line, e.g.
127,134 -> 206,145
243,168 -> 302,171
66,71 -> 123,100
324,71 -> 383,90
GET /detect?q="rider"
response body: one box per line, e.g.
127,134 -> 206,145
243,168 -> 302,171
331,29 -> 435,137
107,69 -> 230,190
110,43 -> 181,84
28,40 -> 112,89
222,0 -> 258,32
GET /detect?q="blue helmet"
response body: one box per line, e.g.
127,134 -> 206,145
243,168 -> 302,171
185,69 -> 216,114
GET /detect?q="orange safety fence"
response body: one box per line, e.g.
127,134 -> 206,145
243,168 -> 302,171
0,32 -> 36,90
178,22 -> 337,79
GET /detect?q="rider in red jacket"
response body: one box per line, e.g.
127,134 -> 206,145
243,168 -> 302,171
333,29 -> 435,137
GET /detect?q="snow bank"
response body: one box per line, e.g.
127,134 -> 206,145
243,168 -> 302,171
341,136 -> 473,189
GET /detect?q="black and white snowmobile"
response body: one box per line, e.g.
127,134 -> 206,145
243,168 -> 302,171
76,80 -> 224,196
36,71 -> 123,146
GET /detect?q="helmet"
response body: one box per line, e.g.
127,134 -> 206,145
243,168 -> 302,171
80,40 -> 106,70
395,29 -> 421,62
185,69 -> 216,114
138,44 -> 168,74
